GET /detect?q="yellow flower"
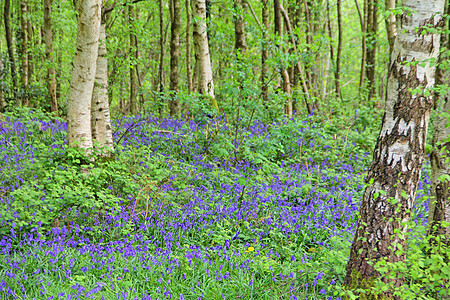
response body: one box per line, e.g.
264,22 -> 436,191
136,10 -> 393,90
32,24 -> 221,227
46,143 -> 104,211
248,246 -> 255,252
308,248 -> 316,253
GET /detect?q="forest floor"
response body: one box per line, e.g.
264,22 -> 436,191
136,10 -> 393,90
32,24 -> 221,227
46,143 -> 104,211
0,108 -> 432,299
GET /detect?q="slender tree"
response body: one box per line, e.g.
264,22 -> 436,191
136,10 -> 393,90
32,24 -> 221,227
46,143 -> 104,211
192,0 -> 217,109
385,0 -> 397,55
261,0 -> 269,104
234,0 -> 247,53
344,1 -> 445,298
129,5 -> 138,114
186,0 -> 193,93
43,0 -> 58,113
335,0 -> 342,99
366,0 -> 378,100
4,0 -> 18,104
169,0 -> 181,115
20,0 -> 29,106
67,0 -> 101,150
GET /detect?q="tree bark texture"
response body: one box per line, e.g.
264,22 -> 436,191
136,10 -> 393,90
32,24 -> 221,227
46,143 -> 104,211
67,0 -> 101,150
185,0 -> 193,94
261,0 -> 269,104
234,0 -> 247,53
158,0 -> 164,97
20,0 -> 29,106
169,0 -> 181,116
344,1 -> 445,297
335,0 -> 342,99
43,0 -> 58,113
192,0 -> 216,103
4,0 -> 18,104
385,0 -> 397,55
366,0 -> 378,101
91,19 -> 114,153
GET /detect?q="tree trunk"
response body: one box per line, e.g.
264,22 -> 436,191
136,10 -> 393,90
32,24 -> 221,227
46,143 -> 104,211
335,0 -> 342,99
356,0 -> 367,88
274,0 -> 292,118
4,0 -> 18,104
428,1 -> 450,245
261,0 -> 269,104
169,0 -> 181,116
43,0 -> 58,113
366,0 -> 378,101
129,5 -> 138,114
158,0 -> 164,97
20,0 -> 29,106
67,0 -> 101,150
385,0 -> 397,55
186,0 -> 193,93
0,41 -> 4,112
234,0 -> 247,54
91,18 -> 114,153
344,0 -> 445,297
192,0 -> 217,109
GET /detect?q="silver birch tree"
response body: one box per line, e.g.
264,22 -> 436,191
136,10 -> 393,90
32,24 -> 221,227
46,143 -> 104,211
67,0 -> 101,150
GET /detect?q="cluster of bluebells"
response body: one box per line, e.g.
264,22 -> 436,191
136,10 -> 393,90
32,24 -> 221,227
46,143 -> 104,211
0,112 -> 431,299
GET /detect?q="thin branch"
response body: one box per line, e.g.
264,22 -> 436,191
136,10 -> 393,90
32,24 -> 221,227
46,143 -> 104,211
244,0 -> 262,30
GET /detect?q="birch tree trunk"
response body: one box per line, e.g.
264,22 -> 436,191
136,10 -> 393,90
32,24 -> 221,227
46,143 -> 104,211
169,0 -> 181,116
67,0 -> 101,150
43,0 -> 58,113
344,0 -> 445,297
91,17 -> 114,154
385,0 -> 397,55
192,0 -> 217,109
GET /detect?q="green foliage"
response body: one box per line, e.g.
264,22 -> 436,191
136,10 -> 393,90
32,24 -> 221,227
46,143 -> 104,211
374,221 -> 450,300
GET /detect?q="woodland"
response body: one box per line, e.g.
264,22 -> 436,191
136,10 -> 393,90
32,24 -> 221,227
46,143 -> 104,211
0,0 -> 449,299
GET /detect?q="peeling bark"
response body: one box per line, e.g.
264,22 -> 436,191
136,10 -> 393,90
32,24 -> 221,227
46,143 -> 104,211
344,0 -> 445,297
192,0 -> 216,106
67,0 -> 101,151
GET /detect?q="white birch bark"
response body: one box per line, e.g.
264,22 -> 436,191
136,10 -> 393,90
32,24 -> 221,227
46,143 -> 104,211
191,0 -> 216,105
67,0 -> 101,150
345,0 -> 445,294
91,19 -> 114,153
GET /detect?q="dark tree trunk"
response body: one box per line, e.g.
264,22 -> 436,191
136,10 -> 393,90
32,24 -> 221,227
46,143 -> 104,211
20,0 -> 29,106
186,0 -> 193,93
234,0 -> 247,54
344,1 -> 445,298
365,0 -> 378,101
169,0 -> 181,116
4,0 -> 18,104
43,0 -> 58,113
261,0 -> 269,104
335,0 -> 342,99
